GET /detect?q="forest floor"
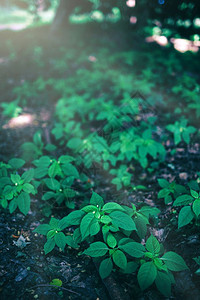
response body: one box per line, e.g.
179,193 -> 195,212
0,24 -> 200,300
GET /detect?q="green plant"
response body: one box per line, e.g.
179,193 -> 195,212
32,155 -> 80,209
34,192 -> 160,252
34,216 -> 79,254
86,235 -> 187,297
34,202 -> 187,298
193,256 -> 200,275
173,182 -> 200,228
157,178 -> 187,204
136,235 -> 188,297
21,131 -> 44,161
21,131 -> 56,161
166,119 -> 196,145
0,158 -> 36,214
1,100 -> 22,118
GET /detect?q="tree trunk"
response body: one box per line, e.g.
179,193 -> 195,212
51,0 -> 92,31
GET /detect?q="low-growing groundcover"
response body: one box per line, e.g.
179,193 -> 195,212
0,24 -> 200,300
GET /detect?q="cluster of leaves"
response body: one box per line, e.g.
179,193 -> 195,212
0,159 -> 36,215
34,192 -> 188,297
1,100 -> 22,118
158,178 -> 200,228
0,153 -> 83,215
1,40 -> 199,299
33,155 -> 79,209
51,96 -> 167,191
166,118 -> 196,145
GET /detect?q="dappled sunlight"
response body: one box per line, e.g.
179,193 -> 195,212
171,38 -> 199,53
126,0 -> 136,8
0,6 -> 55,32
146,35 -> 168,46
0,23 -> 28,31
0,57 -> 9,64
88,55 -> 97,62
146,35 -> 200,52
3,114 -> 35,129
130,16 -> 137,24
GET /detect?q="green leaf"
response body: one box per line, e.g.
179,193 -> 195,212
81,205 -> 98,213
188,180 -> 199,191
80,212 -> 95,240
47,230 -> 56,239
17,192 -> 30,215
48,161 -> 62,178
164,194 -> 172,204
62,163 -> 79,178
59,210 -> 85,230
157,179 -> 169,188
22,183 -> 35,194
174,131 -> 181,145
155,270 -> 171,297
137,262 -> 157,290
22,169 -> 34,183
109,211 -> 136,231
34,167 -> 48,178
64,188 -> 76,198
102,202 -> 125,213
99,258 -> 113,279
146,235 -> 160,255
161,251 -> 188,271
33,131 -> 43,147
42,191 -> 56,201
191,189 -> 199,199
34,224 -> 51,235
45,143 -> 57,152
112,250 -> 127,270
118,238 -> 134,246
44,178 -> 60,191
3,185 -> 14,200
67,137 -> 82,150
9,199 -> 17,213
1,198 -> 8,209
59,155 -> 75,164
50,279 -> 62,287
8,158 -> 25,169
173,194 -> 193,206
65,235 -> 78,248
139,206 -> 160,218
182,131 -> 190,144
83,242 -> 108,257
178,206 -> 194,228
11,174 -> 21,185
33,156 -> 51,168
0,177 -> 12,189
139,145 -> 147,158
119,242 -> 145,258
73,228 -> 82,244
192,199 -> 200,217
158,188 -> 170,199
107,233 -> 117,248
134,214 -> 148,239
90,192 -> 104,208
54,232 -> 66,251
89,218 -> 101,236
21,142 -> 39,161
44,238 -> 55,254
49,217 -> 59,229
122,261 -> 138,274
153,258 -> 167,271
100,215 -> 112,225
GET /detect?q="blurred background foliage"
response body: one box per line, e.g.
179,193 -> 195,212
0,0 -> 200,41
